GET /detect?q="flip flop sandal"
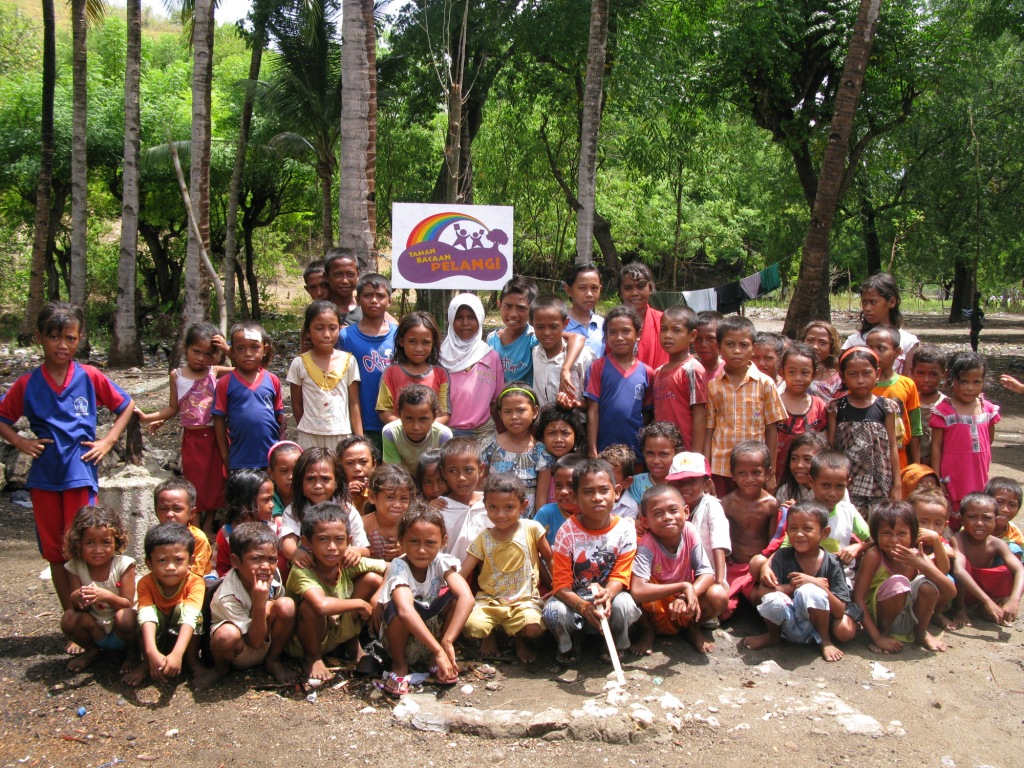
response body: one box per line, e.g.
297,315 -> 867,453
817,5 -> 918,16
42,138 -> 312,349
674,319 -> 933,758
375,671 -> 410,697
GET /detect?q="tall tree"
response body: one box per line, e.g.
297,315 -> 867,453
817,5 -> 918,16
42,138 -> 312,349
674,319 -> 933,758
109,0 -> 143,365
784,0 -> 883,335
70,0 -> 91,314
21,0 -> 57,342
575,0 -> 607,264
338,0 -> 377,271
182,0 -> 216,330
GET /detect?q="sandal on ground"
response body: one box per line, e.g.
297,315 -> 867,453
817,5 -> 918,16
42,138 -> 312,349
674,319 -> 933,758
429,666 -> 459,685
555,648 -> 580,666
380,671 -> 409,696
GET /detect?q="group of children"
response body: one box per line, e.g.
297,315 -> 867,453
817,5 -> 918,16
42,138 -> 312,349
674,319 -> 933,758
4,261 -> 1023,696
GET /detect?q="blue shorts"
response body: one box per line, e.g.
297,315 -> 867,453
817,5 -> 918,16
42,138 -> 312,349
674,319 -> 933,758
96,631 -> 126,651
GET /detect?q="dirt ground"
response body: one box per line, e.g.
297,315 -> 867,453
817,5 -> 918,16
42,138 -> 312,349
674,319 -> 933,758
2,311 -> 1024,768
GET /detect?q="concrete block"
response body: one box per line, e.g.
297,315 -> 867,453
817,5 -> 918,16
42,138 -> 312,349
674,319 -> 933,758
99,464 -> 170,564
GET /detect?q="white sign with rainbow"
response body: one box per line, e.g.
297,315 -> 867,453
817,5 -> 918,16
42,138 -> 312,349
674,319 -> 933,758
391,203 -> 514,290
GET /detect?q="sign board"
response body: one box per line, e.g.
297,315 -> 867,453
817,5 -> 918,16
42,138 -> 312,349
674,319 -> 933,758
391,203 -> 514,290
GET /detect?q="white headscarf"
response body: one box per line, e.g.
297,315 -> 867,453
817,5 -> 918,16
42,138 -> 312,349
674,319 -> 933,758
439,293 -> 491,373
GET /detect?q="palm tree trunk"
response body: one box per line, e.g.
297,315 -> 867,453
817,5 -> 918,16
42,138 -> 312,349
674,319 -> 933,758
338,0 -> 376,271
109,0 -> 143,365
69,0 -> 88,314
182,0 -> 215,333
783,0 -> 882,336
22,0 -> 57,343
224,31 -> 265,324
576,0 -> 607,265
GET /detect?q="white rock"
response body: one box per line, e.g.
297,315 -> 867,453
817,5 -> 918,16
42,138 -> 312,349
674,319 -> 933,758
393,697 -> 422,722
460,685 -> 474,695
630,708 -> 655,726
730,723 -> 751,732
870,662 -> 895,682
359,706 -> 377,714
657,693 -> 684,710
756,660 -> 783,676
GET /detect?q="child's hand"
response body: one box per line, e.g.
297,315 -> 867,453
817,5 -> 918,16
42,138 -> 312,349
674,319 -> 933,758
251,577 -> 271,606
764,472 -> 777,493
146,419 -> 167,434
838,544 -> 861,565
917,529 -> 941,550
981,599 -> 1006,625
759,565 -> 779,589
558,371 -> 578,403
161,651 -> 183,679
1000,374 -> 1024,395
341,547 -> 362,567
368,601 -> 384,635
874,635 -> 903,653
433,647 -> 458,683
81,436 -> 115,464
212,334 -> 230,356
428,497 -> 448,510
16,435 -> 53,459
891,544 -> 926,569
555,390 -> 581,409
382,540 -> 403,560
790,573 -> 828,591
348,479 -> 366,497
291,547 -> 315,570
351,599 -> 373,620
1002,597 -> 1020,624
149,651 -> 169,681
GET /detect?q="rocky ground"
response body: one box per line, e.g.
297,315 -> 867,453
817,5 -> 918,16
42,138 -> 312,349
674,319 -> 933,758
1,311 -> 1023,768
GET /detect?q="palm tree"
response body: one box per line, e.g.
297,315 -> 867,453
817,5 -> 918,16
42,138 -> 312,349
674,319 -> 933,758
109,0 -> 143,365
575,0 -> 607,264
338,0 -> 377,270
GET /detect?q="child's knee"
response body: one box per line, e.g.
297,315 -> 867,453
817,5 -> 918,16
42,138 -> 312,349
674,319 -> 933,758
518,623 -> 544,639
702,584 -> 728,614
271,596 -> 296,621
793,583 -> 830,613
114,608 -> 136,634
832,616 -> 857,643
211,624 -> 243,654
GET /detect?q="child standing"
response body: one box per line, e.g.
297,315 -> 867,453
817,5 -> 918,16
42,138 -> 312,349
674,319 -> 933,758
288,301 -> 362,450
842,273 -> 919,374
286,502 -> 385,680
362,464 -> 416,561
694,311 -> 725,381
951,493 -> 1024,627
585,305 -> 655,464
303,259 -> 329,301
462,474 -> 552,663
563,262 -> 605,357
483,383 -> 553,513
535,454 -> 586,547
267,441 -> 302,518
136,321 -> 229,535
652,305 -> 708,452
216,469 -> 276,577
542,459 -> 640,664
909,345 -> 948,466
801,320 -> 844,402
752,332 -> 785,386
199,522 -> 296,690
777,343 -> 828,481
123,523 -> 206,686
630,485 -> 726,656
703,315 -> 787,496
0,302 -> 134,617
618,262 -> 668,368
930,351 -> 1000,521
213,320 -> 284,471
378,504 -> 475,693
60,506 -> 136,673
438,438 -> 491,562
383,385 -> 454,475
853,500 -> 955,653
827,347 -> 901,511
630,422 -> 684,505
744,501 -> 857,662
440,293 -> 504,442
338,274 -> 397,455
866,325 -> 922,467
377,311 -> 451,424
154,477 -> 212,578
531,295 -> 593,409
337,434 -> 379,514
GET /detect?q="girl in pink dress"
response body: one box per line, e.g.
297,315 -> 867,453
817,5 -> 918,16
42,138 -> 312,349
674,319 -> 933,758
930,351 -> 1000,528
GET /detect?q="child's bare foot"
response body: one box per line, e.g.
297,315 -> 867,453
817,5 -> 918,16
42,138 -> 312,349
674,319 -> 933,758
949,610 -> 971,629
478,634 -> 500,659
742,632 -> 778,651
931,612 -> 956,631
820,643 -> 844,662
513,636 -> 537,664
305,658 -> 332,682
919,632 -> 948,652
118,653 -> 138,676
67,646 -> 101,673
122,661 -> 149,687
265,658 -> 296,685
867,642 -> 902,654
65,641 -> 84,656
684,624 -> 715,654
192,666 -> 229,692
628,624 -> 655,656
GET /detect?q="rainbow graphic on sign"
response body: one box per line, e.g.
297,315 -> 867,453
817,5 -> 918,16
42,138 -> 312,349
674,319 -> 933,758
393,204 -> 512,288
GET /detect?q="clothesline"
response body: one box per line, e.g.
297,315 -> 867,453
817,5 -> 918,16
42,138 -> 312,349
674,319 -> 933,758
648,261 -> 783,314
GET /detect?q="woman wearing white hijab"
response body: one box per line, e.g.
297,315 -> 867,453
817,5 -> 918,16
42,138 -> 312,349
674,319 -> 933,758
439,293 -> 505,446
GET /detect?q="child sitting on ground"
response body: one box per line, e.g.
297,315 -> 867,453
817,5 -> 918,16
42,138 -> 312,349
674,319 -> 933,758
437,438 -> 491,562
542,459 -> 641,665
124,523 -> 206,686
198,522 -> 296,690
985,476 -> 1024,560
743,501 -> 858,662
909,489 -> 957,629
853,500 -> 956,654
286,502 -> 385,681
61,506 -> 137,674
154,477 -> 212,578
629,422 -> 684,506
462,474 -> 552,663
629,485 -> 726,655
951,493 -> 1024,627
378,503 -> 475,694
216,469 -> 276,577
720,441 -> 779,617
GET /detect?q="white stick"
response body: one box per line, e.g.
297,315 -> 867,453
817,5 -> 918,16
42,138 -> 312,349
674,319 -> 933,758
590,584 -> 626,686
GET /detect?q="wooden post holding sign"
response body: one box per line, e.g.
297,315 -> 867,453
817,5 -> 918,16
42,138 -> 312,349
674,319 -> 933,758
391,203 -> 514,290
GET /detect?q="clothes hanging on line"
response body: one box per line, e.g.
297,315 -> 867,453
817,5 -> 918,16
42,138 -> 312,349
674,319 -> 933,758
715,281 -> 746,314
681,288 -> 717,313
758,263 -> 782,294
739,272 -> 762,300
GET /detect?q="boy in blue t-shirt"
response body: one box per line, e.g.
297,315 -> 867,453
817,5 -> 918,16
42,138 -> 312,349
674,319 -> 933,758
339,273 -> 397,456
584,305 -> 655,465
487,276 -> 587,401
213,320 -> 285,470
